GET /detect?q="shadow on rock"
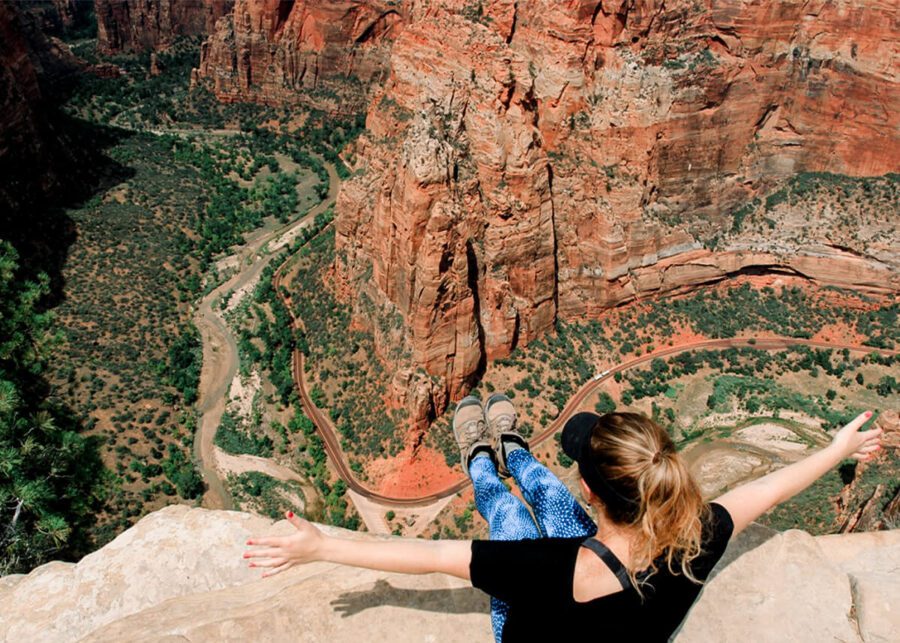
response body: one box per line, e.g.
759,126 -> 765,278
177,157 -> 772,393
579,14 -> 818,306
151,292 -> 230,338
331,579 -> 489,617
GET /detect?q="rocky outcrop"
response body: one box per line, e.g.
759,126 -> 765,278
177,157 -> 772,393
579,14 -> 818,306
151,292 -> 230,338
839,410 -> 900,532
0,1 -> 79,214
332,0 -> 900,424
0,505 -> 897,642
676,528 -> 900,642
94,0 -> 233,54
21,0 -> 86,34
193,0 -> 406,113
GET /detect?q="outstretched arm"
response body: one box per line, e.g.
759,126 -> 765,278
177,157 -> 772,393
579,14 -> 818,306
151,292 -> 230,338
244,512 -> 473,580
714,410 -> 882,535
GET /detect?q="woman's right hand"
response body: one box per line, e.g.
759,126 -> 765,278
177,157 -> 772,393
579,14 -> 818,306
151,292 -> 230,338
244,511 -> 325,578
830,411 -> 882,461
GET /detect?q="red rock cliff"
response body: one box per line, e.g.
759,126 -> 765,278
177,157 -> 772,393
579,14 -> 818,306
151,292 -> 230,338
193,0 -> 405,113
332,0 -> 900,427
95,0 -> 233,54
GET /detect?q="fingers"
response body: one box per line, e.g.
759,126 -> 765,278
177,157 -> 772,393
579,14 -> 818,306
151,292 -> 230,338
845,410 -> 874,432
249,556 -> 287,568
246,536 -> 284,547
261,561 -> 292,578
286,512 -> 306,529
244,547 -> 284,559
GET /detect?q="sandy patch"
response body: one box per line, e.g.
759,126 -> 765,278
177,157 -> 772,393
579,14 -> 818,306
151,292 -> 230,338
686,447 -> 766,497
227,369 -> 261,420
347,489 -> 454,536
268,216 -> 317,252
734,422 -> 808,453
214,254 -> 239,274
224,272 -> 261,314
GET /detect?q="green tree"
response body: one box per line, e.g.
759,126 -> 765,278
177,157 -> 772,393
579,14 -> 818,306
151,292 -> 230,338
594,391 -> 616,415
0,242 -> 107,574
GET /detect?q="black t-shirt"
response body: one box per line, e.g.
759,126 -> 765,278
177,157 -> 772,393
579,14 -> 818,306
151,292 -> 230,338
469,502 -> 734,642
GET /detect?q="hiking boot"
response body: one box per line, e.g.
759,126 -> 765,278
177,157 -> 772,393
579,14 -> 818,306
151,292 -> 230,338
452,395 -> 495,476
485,392 -> 529,477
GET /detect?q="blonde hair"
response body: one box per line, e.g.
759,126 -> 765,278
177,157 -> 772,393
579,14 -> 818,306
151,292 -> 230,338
587,412 -> 707,595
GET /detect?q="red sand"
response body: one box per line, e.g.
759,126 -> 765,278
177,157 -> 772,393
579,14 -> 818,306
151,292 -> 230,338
368,444 -> 461,498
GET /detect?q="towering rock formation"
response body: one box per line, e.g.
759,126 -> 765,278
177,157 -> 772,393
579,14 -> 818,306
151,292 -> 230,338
332,0 -> 900,424
94,0 -> 233,54
194,0 -> 406,113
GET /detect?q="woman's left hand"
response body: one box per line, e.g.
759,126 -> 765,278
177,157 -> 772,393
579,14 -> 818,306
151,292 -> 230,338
243,511 -> 325,578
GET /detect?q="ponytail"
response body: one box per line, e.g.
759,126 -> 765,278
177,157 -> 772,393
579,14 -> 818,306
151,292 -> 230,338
588,413 -> 707,596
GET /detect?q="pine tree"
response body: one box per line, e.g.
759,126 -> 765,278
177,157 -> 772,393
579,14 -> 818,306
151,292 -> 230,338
0,241 -> 107,574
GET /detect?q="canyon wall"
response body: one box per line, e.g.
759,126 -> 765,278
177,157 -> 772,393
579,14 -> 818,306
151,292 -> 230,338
193,0 -> 406,113
95,0 -> 233,54
0,1 -> 79,214
25,0 -> 87,34
332,0 -> 900,424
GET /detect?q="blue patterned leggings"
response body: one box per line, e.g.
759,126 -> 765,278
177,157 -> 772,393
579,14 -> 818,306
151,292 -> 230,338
469,449 -> 598,642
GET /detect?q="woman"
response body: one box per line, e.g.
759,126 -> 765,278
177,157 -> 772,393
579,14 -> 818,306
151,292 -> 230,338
244,396 -> 881,642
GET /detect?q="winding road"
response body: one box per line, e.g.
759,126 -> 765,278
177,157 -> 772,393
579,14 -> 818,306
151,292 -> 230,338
273,263 -> 898,508
176,126 -> 897,512
192,158 -> 339,510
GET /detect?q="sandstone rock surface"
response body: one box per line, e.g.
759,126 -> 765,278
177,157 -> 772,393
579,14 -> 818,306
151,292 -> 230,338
330,0 -> 900,425
95,0 -> 234,54
677,529 -> 900,642
1,506 -> 898,641
194,0 -> 406,113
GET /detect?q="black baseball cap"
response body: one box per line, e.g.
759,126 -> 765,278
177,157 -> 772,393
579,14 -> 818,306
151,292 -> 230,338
562,411 -> 639,508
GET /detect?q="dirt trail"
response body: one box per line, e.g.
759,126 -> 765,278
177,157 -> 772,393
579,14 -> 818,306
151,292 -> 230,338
192,154 -> 339,510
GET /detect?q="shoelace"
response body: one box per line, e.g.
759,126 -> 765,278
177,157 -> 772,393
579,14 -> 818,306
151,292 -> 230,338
494,414 -> 516,433
463,419 -> 487,443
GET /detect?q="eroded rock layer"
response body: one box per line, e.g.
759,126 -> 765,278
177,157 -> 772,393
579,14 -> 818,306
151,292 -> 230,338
194,0 -> 406,113
332,0 -> 900,423
95,0 -> 233,54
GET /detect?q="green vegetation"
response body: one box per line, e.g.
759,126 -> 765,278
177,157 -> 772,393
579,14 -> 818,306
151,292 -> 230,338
620,345 -> 896,436
226,471 -> 305,521
630,282 -> 897,348
166,326 -> 201,405
160,443 -> 204,499
214,410 -> 274,457
286,227 -> 409,460
0,242 -> 108,574
764,172 -> 900,212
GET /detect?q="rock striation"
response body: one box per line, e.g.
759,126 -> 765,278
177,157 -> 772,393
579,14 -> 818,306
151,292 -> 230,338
95,0 -> 234,54
0,504 -> 897,642
331,0 -> 900,426
194,0 -> 406,114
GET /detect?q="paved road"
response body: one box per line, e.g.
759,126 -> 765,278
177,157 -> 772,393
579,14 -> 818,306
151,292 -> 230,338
272,276 -> 899,508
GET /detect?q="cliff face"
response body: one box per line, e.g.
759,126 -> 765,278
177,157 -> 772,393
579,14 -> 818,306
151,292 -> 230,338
0,1 -> 76,213
0,504 -> 897,642
194,0 -> 406,113
95,0 -> 233,54
332,0 -> 900,422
